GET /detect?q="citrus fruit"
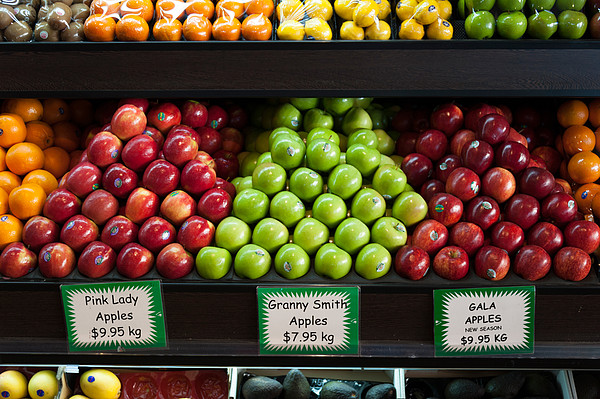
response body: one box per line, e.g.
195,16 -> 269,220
0,147 -> 5,171
26,120 -> 54,150
215,0 -> 245,18
0,113 -> 27,149
575,183 -> 600,214
305,16 -> 332,39
43,146 -> 70,179
5,142 -> 45,176
0,171 -> 21,195
120,0 -> 154,21
376,0 -> 391,18
9,183 -> 47,220
335,0 -> 358,20
116,14 -> 150,40
352,0 -> 379,27
304,0 -> 333,19
413,0 -> 439,25
212,16 -> 241,40
28,370 -> 59,399
365,18 -> 391,38
241,13 -> 273,40
53,121 -> 80,152
1,99 -> 43,123
80,369 -> 122,399
186,0 -> 215,18
568,150 -> 600,184
437,0 -> 451,19
0,370 -> 28,399
153,17 -> 183,40
277,0 -> 306,20
23,169 -> 59,195
588,98 -> 600,129
557,99 -> 589,128
0,214 -> 23,250
339,19 -> 365,39
182,14 -> 212,40
155,0 -> 186,19
83,14 -> 117,41
395,0 -> 417,20
562,124 -> 596,156
244,0 -> 274,16
276,19 -> 305,39
42,98 -> 71,125
426,17 -> 453,39
399,18 -> 424,39
90,0 -> 121,17
0,188 -> 7,215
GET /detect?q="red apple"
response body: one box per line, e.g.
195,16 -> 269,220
434,154 -> 461,183
22,216 -> 60,253
38,242 -> 76,278
541,192 -> 578,225
102,163 -> 139,199
495,141 -> 530,174
160,190 -> 196,226
394,245 -> 429,280
100,215 -> 139,252
504,194 -> 540,230
177,216 -> 215,254
169,124 -> 201,147
420,179 -> 446,203
465,103 -> 499,131
65,162 -> 102,198
519,167 -> 555,200
120,134 -> 159,172
465,196 -> 500,231
449,221 -> 484,257
117,98 -> 150,113
220,126 -> 244,154
411,107 -> 430,133
147,102 -> 182,133
415,129 -> 448,161
497,104 -> 513,124
504,127 -> 529,148
213,150 -> 239,181
553,246 -> 591,281
138,216 -> 176,253
194,150 -> 217,171
412,219 -> 448,256
433,246 -> 469,280
111,104 -> 147,141
401,152 -> 433,188
125,187 -> 160,225
181,100 -> 208,128
445,167 -> 480,202
226,103 -> 249,129
142,126 -> 165,147
395,131 -> 419,156
555,178 -> 573,196
77,241 -> 116,278
531,146 -> 561,175
476,113 -> 510,145
481,167 -> 516,204
142,159 -> 180,197
461,139 -> 494,175
514,245 -> 552,281
196,126 -> 222,155
391,108 -> 413,133
196,188 -> 232,224
60,215 -> 99,253
490,221 -> 524,254
528,154 -> 547,170
474,245 -> 510,281
156,243 -> 194,279
206,104 -> 229,130
430,102 -> 464,136
563,220 -> 600,254
514,105 -> 541,128
526,222 -> 563,255
180,160 -> 217,197
82,189 -> 119,226
94,99 -> 119,125
163,128 -> 199,168
428,192 -> 463,227
43,188 -> 81,224
86,131 -> 123,168
116,243 -> 154,279
450,129 -> 476,157
0,242 -> 37,278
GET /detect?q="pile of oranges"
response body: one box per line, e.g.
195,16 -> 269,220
395,0 -> 453,39
335,0 -> 391,40
0,98 -> 86,250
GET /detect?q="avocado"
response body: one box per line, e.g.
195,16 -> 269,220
365,383 -> 396,399
319,381 -> 358,399
521,373 -> 561,399
574,373 -> 600,399
283,369 -> 311,399
444,378 -> 485,399
242,376 -> 283,399
484,371 -> 526,398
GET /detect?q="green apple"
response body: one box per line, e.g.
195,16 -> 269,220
252,162 -> 287,197
306,138 -> 341,173
350,188 -> 386,226
370,217 -> 407,252
292,217 -> 329,255
465,10 -> 496,39
233,188 -> 270,224
390,155 -> 403,166
303,108 -> 335,132
466,0 -> 495,11
243,127 -> 261,152
274,243 -> 310,279
374,129 -> 395,155
323,98 -> 354,116
557,10 -> 587,38
379,155 -> 395,166
232,176 -> 253,194
353,97 -> 374,108
556,0 -> 585,10
327,164 -> 362,200
215,217 -> 252,254
348,129 -> 378,149
312,193 -> 348,229
496,11 -> 528,39
268,127 -> 300,148
527,0 -> 555,11
314,243 -> 352,280
195,246 -> 232,279
270,134 -> 306,170
458,0 -> 466,18
256,152 -> 273,165
527,10 -> 558,38
290,97 -> 319,111
367,105 -> 388,130
342,107 -> 373,135
234,244 -> 271,279
307,127 -> 340,145
272,103 -> 302,131
346,143 -> 381,177
289,167 -> 324,203
255,130 -> 271,153
372,164 -> 407,201
392,191 -> 428,227
497,0 -> 525,10
239,151 -> 260,176
269,191 -> 305,228
334,217 -> 370,255
252,217 -> 289,254
354,243 -> 392,280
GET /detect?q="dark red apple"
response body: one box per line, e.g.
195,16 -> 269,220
120,134 -> 159,172
528,154 -> 547,170
445,167 -> 480,202
419,179 -> 446,203
394,245 -> 430,280
38,242 -> 76,278
213,177 -> 236,200
476,113 -> 510,145
490,221 -> 524,254
504,127 -> 529,148
474,245 -> 510,281
163,128 -> 199,168
156,243 -> 194,279
86,131 -> 123,168
415,129 -> 448,161
226,103 -> 248,129
461,139 -> 494,175
526,222 -> 563,255
177,216 -> 215,254
0,242 -> 37,278
481,167 -> 516,204
391,108 -> 413,133
465,103 -> 499,131
411,107 -> 430,133
206,104 -> 229,130
513,105 -> 541,128
169,124 -> 201,147
555,178 -> 573,196
220,127 -> 244,154
117,98 -> 150,113
465,196 -> 500,231
100,216 -> 139,252
77,241 -> 116,278
43,188 -> 81,224
181,100 -> 208,128
160,190 -> 196,226
412,219 -> 448,256
111,104 -> 147,141
495,141 -> 530,174
450,129 -> 476,157
435,154 -> 462,183
553,246 -> 591,281
428,192 -> 463,227
60,215 -> 99,253
142,159 -> 181,197
138,216 -> 176,253
213,150 -> 239,181
196,188 -> 232,224
116,243 -> 154,279
94,99 -> 119,125
125,187 -> 160,225
531,146 -> 561,175
519,167 -> 555,200
430,102 -> 464,136
180,160 -> 217,197
142,126 -> 165,148
401,153 -> 433,188
513,245 -> 552,281
497,104 -> 513,124
541,192 -> 578,225
147,102 -> 182,133
82,189 -> 119,226
590,12 -> 600,38
65,161 -> 102,198
22,216 -> 59,253
102,163 -> 138,199
395,131 -> 419,156
196,126 -> 222,155
563,220 -> 600,254
433,246 -> 469,280
504,194 -> 540,230
449,221 -> 484,257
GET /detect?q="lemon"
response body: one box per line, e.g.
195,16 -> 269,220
277,19 -> 306,39
304,0 -> 334,20
334,0 -> 358,20
28,370 -> 59,399
438,0 -> 452,19
365,19 -> 391,39
0,370 -> 28,399
352,0 -> 379,26
413,0 -> 439,24
427,17 -> 453,39
339,20 -> 365,39
374,0 -> 391,19
80,369 -> 121,399
276,0 -> 306,21
395,0 -> 417,20
305,17 -> 333,39
399,18 -> 424,39
69,396 -> 91,399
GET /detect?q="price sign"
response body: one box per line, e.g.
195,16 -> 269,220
258,286 -> 359,355
61,280 -> 166,352
434,286 -> 535,357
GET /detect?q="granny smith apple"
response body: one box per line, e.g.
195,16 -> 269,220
372,164 -> 407,201
233,176 -> 253,194
272,103 -> 302,131
390,155 -> 404,166
270,134 -> 306,170
556,0 -> 585,11
346,143 -> 381,177
252,162 -> 287,197
528,0 -> 555,11
558,10 -> 587,38
379,155 -> 395,166
307,127 -> 340,145
240,151 -> 261,176
232,188 -> 270,224
458,0 -> 466,18
234,244 -> 271,279
312,193 -> 348,229
496,11 -> 528,39
367,105 -> 388,130
303,108 -> 335,132
292,217 -> 329,256
353,98 -> 374,108
196,246 -> 232,279
370,216 -> 407,252
274,243 -> 311,279
323,98 -> 354,116
256,151 -> 272,165
465,10 -> 496,39
327,164 -> 362,200
243,127 -> 261,152
374,129 -> 395,155
290,97 -> 319,111
466,0 -> 495,11
215,216 -> 251,254
306,138 -> 341,173
527,10 -> 558,38
348,129 -> 378,149
269,191 -> 306,228
354,243 -> 392,280
350,188 -> 386,226
497,0 -> 525,11
252,217 -> 290,254
268,127 -> 300,148
289,167 -> 324,203
392,191 -> 428,227
342,107 -> 373,135
314,243 -> 353,280
334,217 -> 370,255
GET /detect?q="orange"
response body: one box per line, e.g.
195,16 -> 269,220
212,16 -> 241,40
0,147 -> 5,171
245,0 -> 274,16
53,121 -> 80,152
22,169 -> 59,195
116,15 -> 150,41
90,0 -> 121,17
5,142 -> 45,176
588,98 -> 600,129
186,0 -> 214,18
215,0 -> 245,18
84,14 -> 117,41
25,120 -> 54,150
562,125 -> 595,156
120,0 -> 154,21
43,146 -> 71,180
399,18 -> 424,40
153,17 -> 183,40
557,99 -> 588,128
69,99 -> 95,128
241,13 -> 272,40
567,150 -> 600,185
0,172 -> 21,195
42,99 -> 71,125
1,99 -> 43,123
0,113 -> 27,149
594,127 -> 600,153
555,134 -> 565,157
575,183 -> 600,214
0,214 -> 23,250
182,14 -> 212,40
8,183 -> 46,220
0,188 -> 7,215
155,0 -> 186,19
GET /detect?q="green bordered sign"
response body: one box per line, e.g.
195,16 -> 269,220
434,286 -> 535,357
61,280 -> 167,352
258,286 -> 359,355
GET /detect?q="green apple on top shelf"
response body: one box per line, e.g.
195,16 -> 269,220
555,0 -> 585,11
465,10 -> 496,39
497,0 -> 525,11
465,0 -> 496,11
527,0 -> 555,11
557,10 -> 587,38
496,11 -> 528,39
527,10 -> 558,39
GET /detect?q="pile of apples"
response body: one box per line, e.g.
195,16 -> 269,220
394,101 -> 600,283
0,99 -> 247,280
